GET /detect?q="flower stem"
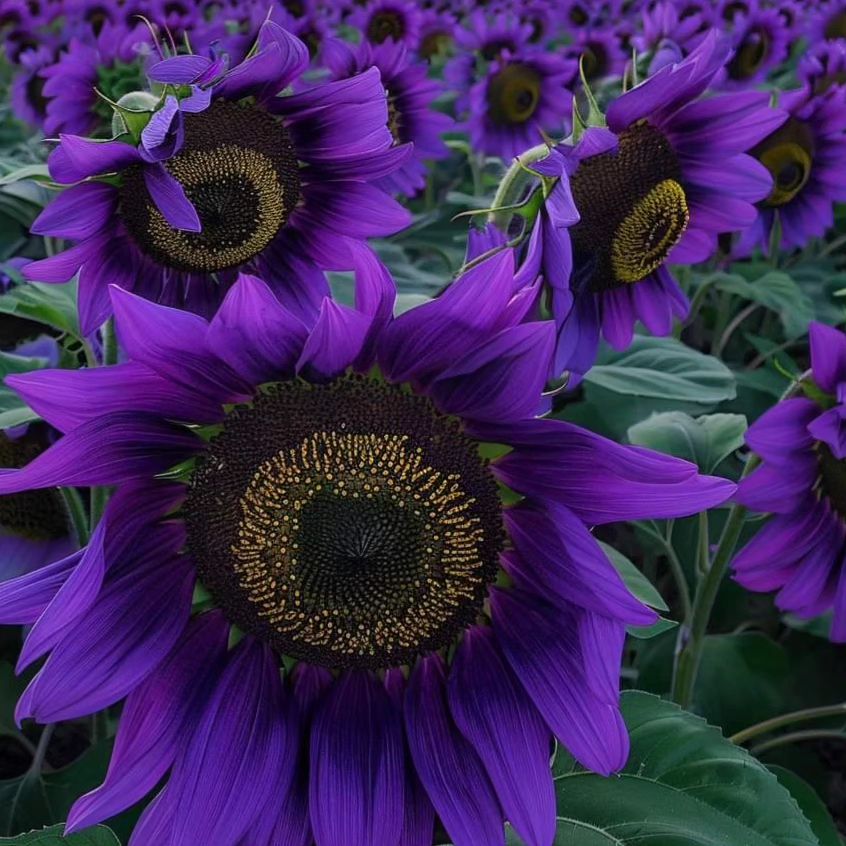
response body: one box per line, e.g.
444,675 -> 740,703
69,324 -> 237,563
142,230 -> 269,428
671,369 -> 812,709
28,723 -> 54,776
731,703 -> 846,745
750,729 -> 846,758
489,143 -> 549,231
61,487 -> 90,547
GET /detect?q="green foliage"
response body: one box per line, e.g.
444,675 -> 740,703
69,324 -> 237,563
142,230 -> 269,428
0,825 -> 119,845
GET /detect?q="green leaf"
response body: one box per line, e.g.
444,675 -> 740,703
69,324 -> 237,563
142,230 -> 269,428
0,282 -> 80,338
0,824 -> 120,845
599,542 -> 668,612
627,617 -> 678,640
627,411 -> 747,473
0,350 -> 53,430
0,165 -> 52,187
0,741 -> 114,836
584,337 -> 736,407
767,766 -> 842,846
542,691 -> 819,846
713,270 -> 814,339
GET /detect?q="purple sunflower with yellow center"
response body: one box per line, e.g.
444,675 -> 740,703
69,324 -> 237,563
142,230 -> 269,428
24,21 -> 411,334
530,31 -> 785,380
0,251 -> 732,846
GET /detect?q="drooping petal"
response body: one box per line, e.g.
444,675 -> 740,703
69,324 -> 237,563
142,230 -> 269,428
66,611 -> 230,832
309,671 -> 405,846
810,320 -> 846,394
163,638 -> 294,846
448,627 -> 555,846
490,587 -> 629,776
404,654 -> 504,846
144,162 -> 200,231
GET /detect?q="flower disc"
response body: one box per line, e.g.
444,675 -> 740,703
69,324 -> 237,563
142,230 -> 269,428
185,376 -> 504,670
120,100 -> 301,273
752,117 -> 814,208
569,122 -> 689,291
487,63 -> 542,126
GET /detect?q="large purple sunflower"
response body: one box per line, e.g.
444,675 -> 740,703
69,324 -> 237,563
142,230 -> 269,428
531,32 -> 784,380
0,254 -> 732,846
734,322 -> 846,642
809,0 -> 846,41
737,85 -> 846,254
323,37 -> 453,197
717,7 -> 790,88
24,21 -> 411,335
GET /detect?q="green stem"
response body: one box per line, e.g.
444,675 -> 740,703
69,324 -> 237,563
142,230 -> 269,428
61,487 -> 90,547
100,318 -> 118,366
90,487 -> 111,534
639,521 -> 691,623
28,724 -> 54,776
696,512 -> 710,578
489,143 -> 549,231
731,703 -> 846,745
671,369 -> 812,709
750,729 -> 846,758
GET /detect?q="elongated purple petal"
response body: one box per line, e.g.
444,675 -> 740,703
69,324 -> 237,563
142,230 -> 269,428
49,135 -> 141,184
448,626 -> 555,846
165,638 -> 293,846
490,587 -> 629,776
144,163 -> 200,231
309,672 -> 404,846
405,654 -> 504,846
66,611 -> 230,832
297,299 -> 370,380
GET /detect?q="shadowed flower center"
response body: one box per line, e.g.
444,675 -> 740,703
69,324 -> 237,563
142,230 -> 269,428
419,30 -> 451,60
825,11 -> 846,40
728,27 -> 771,79
119,100 -> 301,274
722,1 -> 750,21
817,442 -> 846,521
0,433 -> 67,542
487,63 -> 541,125
569,121 -> 689,292
185,376 -> 504,670
752,117 -> 814,208
481,38 -> 517,61
367,10 -> 405,44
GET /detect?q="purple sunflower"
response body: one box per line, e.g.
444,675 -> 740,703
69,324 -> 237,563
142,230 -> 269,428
737,85 -> 846,255
809,0 -> 846,41
734,322 -> 846,643
348,0 -> 422,49
532,32 -> 784,381
324,37 -> 453,197
718,7 -> 790,88
566,28 -> 628,85
24,21 -> 411,335
40,22 -> 149,137
467,46 -> 574,161
799,38 -> 846,94
0,252 -> 733,846
10,43 -> 55,129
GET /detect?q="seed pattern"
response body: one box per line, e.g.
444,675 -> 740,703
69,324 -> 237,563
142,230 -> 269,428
185,376 -> 503,670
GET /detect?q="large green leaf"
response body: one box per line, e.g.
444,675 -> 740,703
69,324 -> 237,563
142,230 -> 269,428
627,412 -> 747,473
537,691 -> 819,846
584,337 -> 736,406
0,825 -> 119,845
0,350 -> 52,430
767,767 -> 842,846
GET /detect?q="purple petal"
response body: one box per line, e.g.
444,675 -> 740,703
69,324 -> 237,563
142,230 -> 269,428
448,626 -> 555,846
309,672 -> 404,846
30,182 -> 117,240
296,298 -> 370,380
490,587 -> 629,776
66,611 -> 230,833
144,163 -> 200,231
404,654 -> 504,846
49,135 -> 141,184
745,398 -> 819,464
164,638 -> 294,846
810,321 -> 846,395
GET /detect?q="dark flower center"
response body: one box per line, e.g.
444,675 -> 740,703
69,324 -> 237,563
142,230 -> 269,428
481,38 -> 516,61
0,432 -> 68,542
569,121 -> 689,292
185,376 -> 504,671
569,5 -> 588,25
722,1 -> 749,21
487,63 -> 541,126
419,30 -> 451,60
728,27 -> 771,79
824,11 -> 846,40
119,100 -> 301,274
817,442 -> 846,521
367,11 -> 405,44
813,69 -> 846,95
282,0 -> 305,17
387,94 -> 404,144
752,117 -> 814,208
